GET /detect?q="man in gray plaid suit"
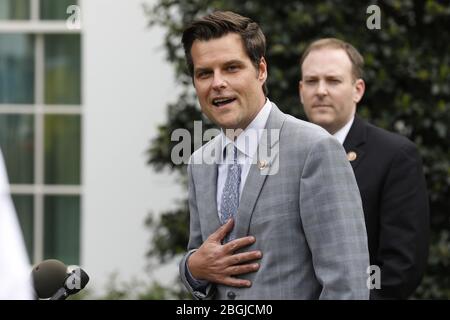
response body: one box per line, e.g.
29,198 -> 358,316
178,11 -> 370,300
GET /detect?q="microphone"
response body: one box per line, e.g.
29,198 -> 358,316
32,259 -> 89,300
32,259 -> 67,299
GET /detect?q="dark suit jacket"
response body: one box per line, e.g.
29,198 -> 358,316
343,116 -> 429,299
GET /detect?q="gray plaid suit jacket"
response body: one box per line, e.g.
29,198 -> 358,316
180,103 -> 370,299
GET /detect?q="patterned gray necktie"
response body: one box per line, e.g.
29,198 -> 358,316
220,145 -> 241,227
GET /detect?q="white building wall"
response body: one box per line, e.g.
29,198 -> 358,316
82,0 -> 182,296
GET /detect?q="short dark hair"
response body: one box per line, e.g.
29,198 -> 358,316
182,11 -> 268,95
300,38 -> 364,81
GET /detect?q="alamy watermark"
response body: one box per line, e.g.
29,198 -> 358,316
367,265 -> 381,289
64,4 -> 380,33
66,267 -> 83,290
66,5 -> 81,30
171,121 -> 280,175
366,5 -> 381,30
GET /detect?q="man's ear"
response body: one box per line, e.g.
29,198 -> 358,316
353,78 -> 365,103
258,57 -> 268,82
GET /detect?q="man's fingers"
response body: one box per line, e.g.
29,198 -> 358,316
227,251 -> 262,266
208,219 -> 234,242
224,236 -> 256,253
227,262 -> 260,276
221,276 -> 252,288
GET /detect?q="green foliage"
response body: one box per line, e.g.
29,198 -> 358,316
145,204 -> 190,263
144,0 -> 450,299
69,272 -> 191,300
98,274 -> 190,300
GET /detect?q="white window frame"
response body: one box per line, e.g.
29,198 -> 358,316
0,0 -> 83,263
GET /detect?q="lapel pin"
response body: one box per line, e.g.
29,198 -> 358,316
258,160 -> 268,170
347,151 -> 357,162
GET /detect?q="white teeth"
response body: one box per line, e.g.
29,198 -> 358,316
213,98 -> 231,103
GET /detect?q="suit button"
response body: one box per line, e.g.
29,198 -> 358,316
227,291 -> 236,300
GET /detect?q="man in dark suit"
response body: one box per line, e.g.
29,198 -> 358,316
299,38 -> 430,299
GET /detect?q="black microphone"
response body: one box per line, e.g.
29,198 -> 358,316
32,259 -> 67,299
32,259 -> 90,300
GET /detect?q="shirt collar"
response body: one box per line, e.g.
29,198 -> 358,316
333,115 -> 355,145
221,98 -> 272,162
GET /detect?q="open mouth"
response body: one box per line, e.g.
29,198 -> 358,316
212,97 -> 236,107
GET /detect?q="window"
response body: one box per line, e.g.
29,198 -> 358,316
0,0 -> 81,265
0,0 -> 30,20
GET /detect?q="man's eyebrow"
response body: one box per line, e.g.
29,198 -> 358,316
303,74 -> 343,79
194,60 -> 245,74
325,74 -> 343,79
194,67 -> 211,74
223,60 -> 244,66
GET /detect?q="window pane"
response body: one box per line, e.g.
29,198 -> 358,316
12,195 -> 34,262
40,0 -> 77,20
44,115 -> 80,184
0,34 -> 34,104
44,34 -> 81,104
44,195 -> 80,265
0,115 -> 34,184
0,0 -> 30,20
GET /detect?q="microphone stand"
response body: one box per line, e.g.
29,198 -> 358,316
50,287 -> 69,300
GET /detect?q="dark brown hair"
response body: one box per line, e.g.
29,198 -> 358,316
182,11 -> 268,95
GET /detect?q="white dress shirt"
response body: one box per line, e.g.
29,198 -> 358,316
333,116 -> 355,145
0,149 -> 33,299
217,98 -> 272,219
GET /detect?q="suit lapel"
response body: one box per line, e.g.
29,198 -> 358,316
343,116 -> 367,170
201,137 -> 222,236
234,103 -> 285,239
